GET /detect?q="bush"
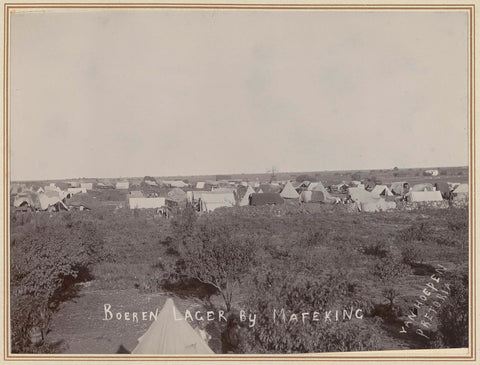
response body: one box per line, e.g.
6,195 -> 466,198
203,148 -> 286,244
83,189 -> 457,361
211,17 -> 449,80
397,222 -> 433,242
173,222 -> 256,311
372,255 -> 411,310
362,241 -> 388,258
401,243 -> 426,265
436,273 -> 469,348
236,268 -> 379,353
10,218 -> 105,353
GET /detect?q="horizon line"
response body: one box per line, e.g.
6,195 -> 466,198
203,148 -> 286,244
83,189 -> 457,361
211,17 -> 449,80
10,164 -> 469,183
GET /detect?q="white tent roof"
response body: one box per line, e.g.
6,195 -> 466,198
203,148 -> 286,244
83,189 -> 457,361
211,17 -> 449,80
239,185 -> 255,206
132,298 -> 214,354
348,187 -> 376,204
406,191 -> 443,202
307,182 -> 318,191
199,192 -> 235,212
371,185 -> 394,197
280,181 -> 300,199
454,184 -> 468,194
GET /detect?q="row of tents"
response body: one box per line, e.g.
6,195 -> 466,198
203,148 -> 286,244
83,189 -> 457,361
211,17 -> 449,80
11,178 -> 469,214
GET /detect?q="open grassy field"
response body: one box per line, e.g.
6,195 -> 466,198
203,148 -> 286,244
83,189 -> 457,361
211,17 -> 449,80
10,194 -> 469,353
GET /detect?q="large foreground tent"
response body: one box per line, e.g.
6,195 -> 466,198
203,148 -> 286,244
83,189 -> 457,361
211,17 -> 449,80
132,298 -> 214,354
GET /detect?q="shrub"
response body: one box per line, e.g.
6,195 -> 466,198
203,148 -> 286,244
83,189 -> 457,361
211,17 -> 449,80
300,228 -> 331,247
362,241 -> 388,258
397,222 -> 433,242
436,273 -> 469,348
175,223 -> 256,311
401,243 -> 426,265
10,218 -> 105,353
236,268 -> 379,353
170,204 -> 197,248
372,255 -> 411,310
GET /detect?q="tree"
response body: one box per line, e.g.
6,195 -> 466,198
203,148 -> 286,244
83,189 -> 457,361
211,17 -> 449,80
267,166 -> 278,183
169,204 -> 197,251
295,175 -> 314,183
372,255 -> 411,311
177,224 -> 255,312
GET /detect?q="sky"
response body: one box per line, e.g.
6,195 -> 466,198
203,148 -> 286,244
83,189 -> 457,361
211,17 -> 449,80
10,10 -> 469,181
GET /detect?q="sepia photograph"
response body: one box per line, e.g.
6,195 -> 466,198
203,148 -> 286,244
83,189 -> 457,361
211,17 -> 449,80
3,2 -> 475,361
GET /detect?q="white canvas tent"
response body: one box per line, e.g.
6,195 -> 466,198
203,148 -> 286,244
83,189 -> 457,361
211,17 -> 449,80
280,181 -> 300,199
453,184 -> 468,194
198,192 -> 235,212
348,187 -> 396,212
371,185 -> 394,197
239,185 -> 255,206
406,191 -> 443,202
129,197 -> 166,209
132,298 -> 214,354
116,181 -> 130,189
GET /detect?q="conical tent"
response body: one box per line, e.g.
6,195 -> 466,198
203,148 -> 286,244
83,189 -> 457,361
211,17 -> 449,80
311,182 -> 337,203
280,181 -> 300,199
132,298 -> 214,354
239,185 -> 255,206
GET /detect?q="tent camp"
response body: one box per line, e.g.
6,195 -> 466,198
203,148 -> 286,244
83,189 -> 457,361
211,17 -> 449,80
453,183 -> 468,194
80,183 -> 93,190
13,191 -> 40,210
434,182 -> 451,199
348,187 -> 374,203
239,185 -> 255,206
249,193 -> 284,206
68,187 -> 87,195
406,191 -> 443,202
129,197 -> 166,209
390,182 -> 409,196
116,181 -> 130,190
132,298 -> 214,354
167,188 -> 187,203
198,192 -> 235,212
164,181 -> 188,188
310,182 -> 339,203
371,185 -> 394,197
452,184 -> 468,202
411,183 -> 435,192
129,191 -> 144,198
307,182 -> 318,191
280,181 -> 300,199
259,184 -> 282,194
38,191 -> 68,211
361,199 -> 397,212
348,187 -> 396,212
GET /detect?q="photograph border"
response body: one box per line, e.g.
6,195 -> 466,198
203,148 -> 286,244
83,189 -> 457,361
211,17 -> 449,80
1,2 -> 477,362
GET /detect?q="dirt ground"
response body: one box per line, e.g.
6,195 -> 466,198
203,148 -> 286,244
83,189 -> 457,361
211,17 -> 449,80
47,287 -> 223,354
